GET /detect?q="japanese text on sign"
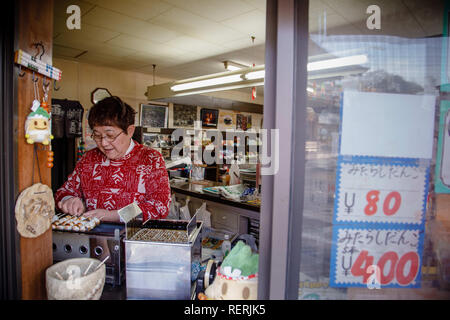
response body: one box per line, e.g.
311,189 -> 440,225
331,227 -> 422,288
335,161 -> 428,226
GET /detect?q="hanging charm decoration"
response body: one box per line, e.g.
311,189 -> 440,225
25,105 -> 53,145
41,77 -> 50,113
25,74 -> 54,145
15,183 -> 55,238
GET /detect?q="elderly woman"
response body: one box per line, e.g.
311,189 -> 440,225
55,96 -> 171,222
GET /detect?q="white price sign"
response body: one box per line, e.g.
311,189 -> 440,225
334,159 -> 429,226
330,227 -> 422,288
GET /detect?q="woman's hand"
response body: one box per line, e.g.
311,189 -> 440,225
83,209 -> 120,223
58,197 -> 85,216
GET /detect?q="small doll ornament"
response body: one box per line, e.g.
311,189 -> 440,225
203,241 -> 258,300
25,103 -> 54,145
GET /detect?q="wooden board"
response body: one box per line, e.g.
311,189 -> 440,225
16,0 -> 54,300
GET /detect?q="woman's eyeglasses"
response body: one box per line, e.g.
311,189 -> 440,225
91,131 -> 124,143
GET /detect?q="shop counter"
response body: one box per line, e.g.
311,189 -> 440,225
170,180 -> 260,213
170,180 -> 260,236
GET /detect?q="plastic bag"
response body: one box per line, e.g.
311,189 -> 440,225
195,202 -> 211,229
229,161 -> 240,185
167,194 -> 180,220
220,184 -> 245,202
179,198 -> 191,220
191,165 -> 205,181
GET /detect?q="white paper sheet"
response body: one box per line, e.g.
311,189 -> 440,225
340,91 -> 436,159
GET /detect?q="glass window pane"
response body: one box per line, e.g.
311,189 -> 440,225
299,0 -> 450,300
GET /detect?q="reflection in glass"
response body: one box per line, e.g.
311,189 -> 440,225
298,0 -> 448,300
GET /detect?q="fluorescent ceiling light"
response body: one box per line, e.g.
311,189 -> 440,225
171,74 -> 243,92
245,70 -> 265,80
307,54 -> 368,71
226,65 -> 241,71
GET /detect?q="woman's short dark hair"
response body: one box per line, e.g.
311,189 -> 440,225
88,96 -> 136,132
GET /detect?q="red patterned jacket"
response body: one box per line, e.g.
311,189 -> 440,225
55,142 -> 171,222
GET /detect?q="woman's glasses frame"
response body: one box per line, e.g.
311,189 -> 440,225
91,130 -> 124,143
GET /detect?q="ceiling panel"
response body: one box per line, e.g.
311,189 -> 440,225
54,35 -> 137,58
53,44 -> 86,59
163,0 -> 255,22
75,51 -> 126,67
220,10 -> 266,39
242,0 -> 266,11
221,35 -> 265,51
110,61 -> 155,71
54,24 -> 120,44
82,6 -> 180,43
149,7 -> 244,45
106,35 -> 169,55
83,0 -> 172,21
163,36 -> 225,57
121,51 -> 181,67
214,44 -> 265,66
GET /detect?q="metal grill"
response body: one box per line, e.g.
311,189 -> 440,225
131,228 -> 188,243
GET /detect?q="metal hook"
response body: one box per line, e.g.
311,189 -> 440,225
18,65 -> 25,77
32,41 -> 45,60
32,72 -> 39,83
32,44 -> 40,60
39,45 -> 45,60
54,79 -> 60,91
43,77 -> 50,87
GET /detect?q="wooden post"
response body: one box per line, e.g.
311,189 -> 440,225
16,0 -> 54,300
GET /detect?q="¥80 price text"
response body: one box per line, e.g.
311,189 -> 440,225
351,250 -> 419,286
364,190 -> 402,216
